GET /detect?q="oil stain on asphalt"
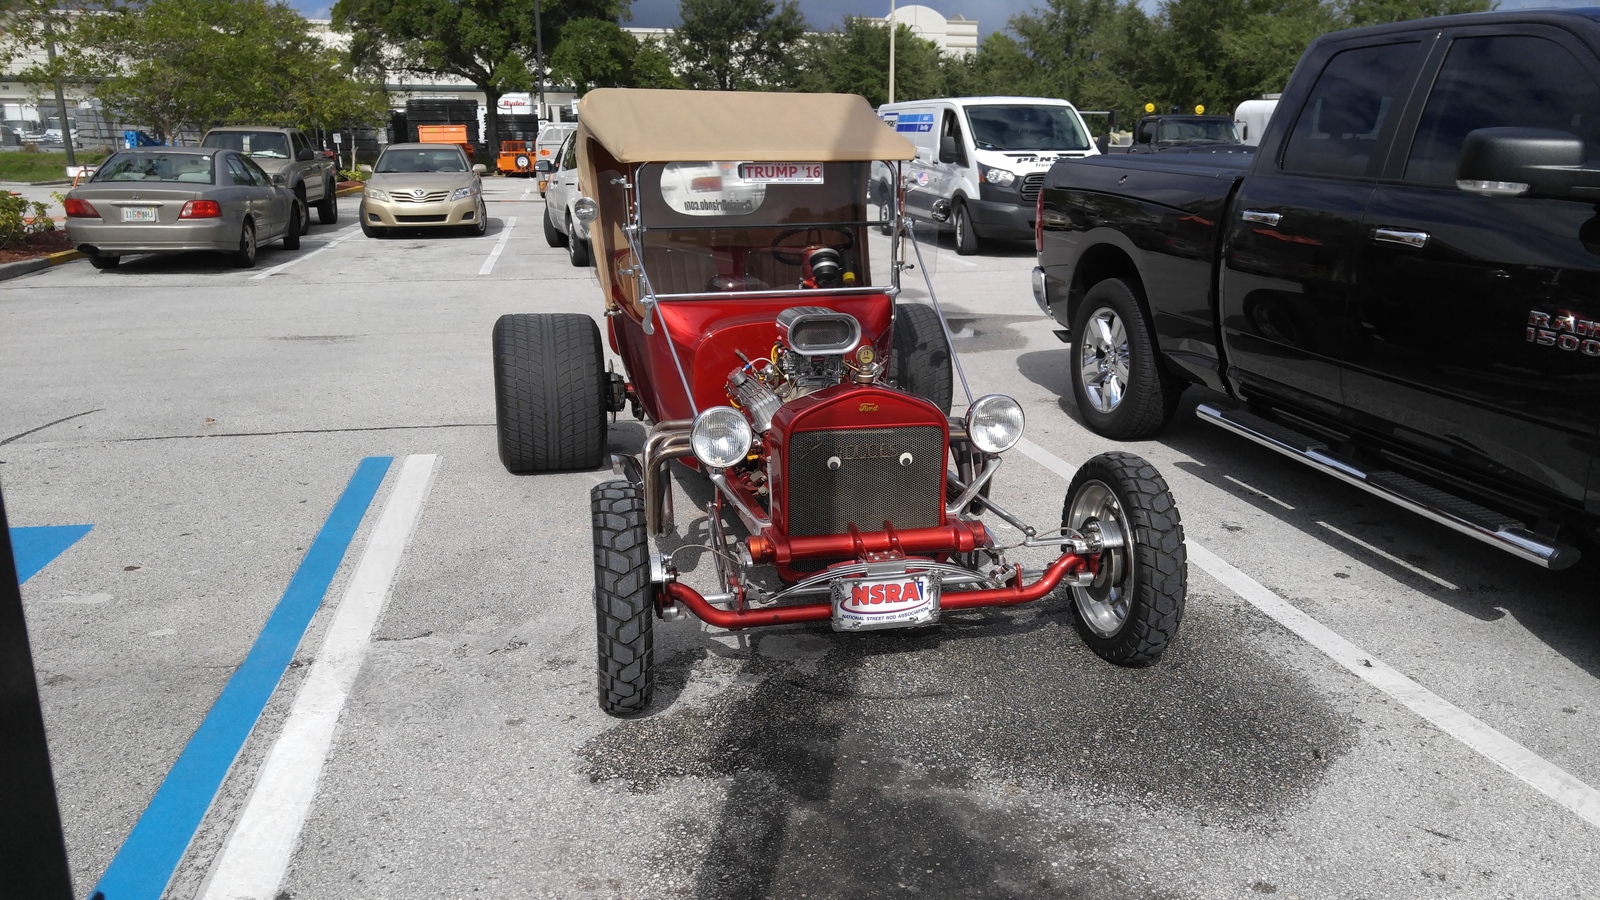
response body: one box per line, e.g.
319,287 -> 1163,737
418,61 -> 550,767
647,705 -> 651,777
580,594 -> 1355,898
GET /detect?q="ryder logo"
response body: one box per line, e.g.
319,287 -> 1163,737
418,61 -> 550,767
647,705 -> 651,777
845,580 -> 925,613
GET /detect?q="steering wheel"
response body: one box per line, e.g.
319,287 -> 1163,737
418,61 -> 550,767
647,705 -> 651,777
770,226 -> 854,265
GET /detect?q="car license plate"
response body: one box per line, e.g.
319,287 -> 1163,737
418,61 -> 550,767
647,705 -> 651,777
738,162 -> 824,184
831,572 -> 939,631
121,207 -> 157,222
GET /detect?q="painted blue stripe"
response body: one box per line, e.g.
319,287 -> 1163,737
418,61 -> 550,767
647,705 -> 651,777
9,524 -> 93,583
89,456 -> 393,900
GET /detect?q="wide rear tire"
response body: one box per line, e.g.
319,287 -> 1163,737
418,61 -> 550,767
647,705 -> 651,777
492,312 -> 608,473
1069,277 -> 1183,440
889,302 -> 954,413
593,480 -> 654,715
1062,451 -> 1186,666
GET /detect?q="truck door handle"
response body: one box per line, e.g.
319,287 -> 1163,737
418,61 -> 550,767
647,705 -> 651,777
1372,227 -> 1429,248
1241,209 -> 1281,226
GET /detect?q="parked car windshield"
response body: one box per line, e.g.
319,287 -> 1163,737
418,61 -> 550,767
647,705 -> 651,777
92,152 -> 215,184
201,131 -> 291,159
375,148 -> 470,173
966,105 -> 1091,152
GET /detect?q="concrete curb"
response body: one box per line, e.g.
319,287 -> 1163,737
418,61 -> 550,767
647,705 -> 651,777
335,183 -> 365,197
0,248 -> 83,282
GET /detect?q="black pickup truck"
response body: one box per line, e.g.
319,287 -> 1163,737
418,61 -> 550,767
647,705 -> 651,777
1033,10 -> 1600,569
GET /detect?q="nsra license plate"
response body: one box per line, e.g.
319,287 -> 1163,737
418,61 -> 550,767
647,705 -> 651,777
831,572 -> 940,631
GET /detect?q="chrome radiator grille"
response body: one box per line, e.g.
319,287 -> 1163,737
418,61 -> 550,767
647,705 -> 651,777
785,426 -> 945,536
394,190 -> 451,203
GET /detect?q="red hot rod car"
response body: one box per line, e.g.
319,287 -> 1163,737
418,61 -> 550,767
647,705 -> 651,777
491,89 -> 1188,715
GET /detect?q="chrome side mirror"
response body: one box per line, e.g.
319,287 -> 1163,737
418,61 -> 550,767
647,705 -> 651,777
573,197 -> 599,223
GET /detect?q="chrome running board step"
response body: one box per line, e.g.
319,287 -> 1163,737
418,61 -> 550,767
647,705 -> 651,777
1196,403 -> 1580,570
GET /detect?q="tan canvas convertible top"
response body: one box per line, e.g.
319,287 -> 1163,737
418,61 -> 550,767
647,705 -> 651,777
575,88 -> 916,163
576,89 -> 915,314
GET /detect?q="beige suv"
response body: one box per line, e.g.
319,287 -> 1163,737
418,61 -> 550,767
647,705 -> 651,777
200,127 -> 340,227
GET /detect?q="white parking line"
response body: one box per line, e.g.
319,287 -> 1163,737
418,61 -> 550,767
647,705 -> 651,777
478,215 -> 517,276
197,454 -> 439,899
1015,437 -> 1600,829
249,225 -> 361,281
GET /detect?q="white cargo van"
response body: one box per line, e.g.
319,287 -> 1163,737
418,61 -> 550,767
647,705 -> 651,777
877,97 -> 1099,254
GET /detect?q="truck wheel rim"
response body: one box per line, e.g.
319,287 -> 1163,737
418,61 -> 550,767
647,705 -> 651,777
1066,480 -> 1132,637
1079,308 -> 1129,413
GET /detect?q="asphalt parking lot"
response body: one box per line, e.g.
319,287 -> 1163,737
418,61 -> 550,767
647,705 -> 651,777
3,175 -> 1598,899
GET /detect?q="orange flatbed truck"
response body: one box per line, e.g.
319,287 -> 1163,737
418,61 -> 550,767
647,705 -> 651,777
417,124 -> 473,160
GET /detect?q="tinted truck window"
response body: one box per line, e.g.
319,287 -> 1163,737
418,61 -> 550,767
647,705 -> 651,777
1281,41 -> 1421,177
1404,35 -> 1600,185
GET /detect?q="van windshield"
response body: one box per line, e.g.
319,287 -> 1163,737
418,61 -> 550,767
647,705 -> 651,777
965,105 -> 1091,152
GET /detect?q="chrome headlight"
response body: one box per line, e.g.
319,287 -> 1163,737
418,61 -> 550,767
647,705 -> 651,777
966,394 -> 1025,454
451,185 -> 477,201
691,407 -> 753,469
983,167 -> 1016,187
364,187 -> 390,202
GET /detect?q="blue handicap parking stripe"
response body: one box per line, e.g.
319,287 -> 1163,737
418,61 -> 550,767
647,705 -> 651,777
89,456 -> 394,900
9,524 -> 93,584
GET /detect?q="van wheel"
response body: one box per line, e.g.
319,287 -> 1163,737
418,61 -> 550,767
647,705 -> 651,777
1069,278 -> 1183,439
953,199 -> 980,255
567,216 -> 591,266
544,205 -> 567,247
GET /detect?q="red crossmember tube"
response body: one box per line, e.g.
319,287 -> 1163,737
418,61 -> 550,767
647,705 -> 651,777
747,520 -> 989,565
660,551 -> 1089,630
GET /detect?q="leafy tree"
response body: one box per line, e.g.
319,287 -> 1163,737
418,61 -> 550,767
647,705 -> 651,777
793,18 -> 948,106
668,0 -> 806,91
6,0 -> 386,142
1338,0 -> 1495,27
333,0 -> 628,155
548,18 -> 680,93
629,36 -> 682,89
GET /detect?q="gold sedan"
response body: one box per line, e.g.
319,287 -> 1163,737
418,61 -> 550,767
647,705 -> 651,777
359,143 -> 488,238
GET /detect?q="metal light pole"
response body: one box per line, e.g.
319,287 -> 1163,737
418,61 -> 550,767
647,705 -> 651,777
887,0 -> 896,105
534,0 -> 546,123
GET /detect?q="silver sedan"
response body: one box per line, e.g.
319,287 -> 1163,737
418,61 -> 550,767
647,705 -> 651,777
64,147 -> 302,270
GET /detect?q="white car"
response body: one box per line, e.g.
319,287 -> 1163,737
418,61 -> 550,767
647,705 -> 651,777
539,132 -> 592,267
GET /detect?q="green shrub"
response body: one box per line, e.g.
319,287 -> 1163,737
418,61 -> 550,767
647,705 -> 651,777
0,192 -> 56,248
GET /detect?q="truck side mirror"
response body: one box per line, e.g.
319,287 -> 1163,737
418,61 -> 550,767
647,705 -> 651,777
1095,135 -> 1109,154
296,148 -> 315,162
1456,127 -> 1600,199
535,159 -> 552,173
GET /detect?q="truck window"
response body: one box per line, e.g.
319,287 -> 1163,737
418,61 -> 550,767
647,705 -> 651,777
202,130 -> 291,159
938,110 -> 967,165
1403,35 -> 1600,185
1281,41 -> 1421,178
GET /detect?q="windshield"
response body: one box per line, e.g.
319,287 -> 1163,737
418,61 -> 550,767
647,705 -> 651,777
965,105 -> 1091,152
92,152 -> 214,184
201,131 -> 290,159
375,148 -> 469,173
1157,119 -> 1240,144
628,160 -> 896,296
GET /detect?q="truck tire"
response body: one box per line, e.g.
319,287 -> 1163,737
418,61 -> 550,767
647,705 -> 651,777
592,479 -> 655,716
283,201 -> 301,250
1069,277 -> 1183,439
567,215 -> 591,266
492,312 -> 608,473
231,218 -> 257,268
890,302 -> 954,413
1062,451 -> 1186,666
293,187 -> 311,235
543,206 -> 566,247
317,178 -> 339,224
953,198 -> 980,255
